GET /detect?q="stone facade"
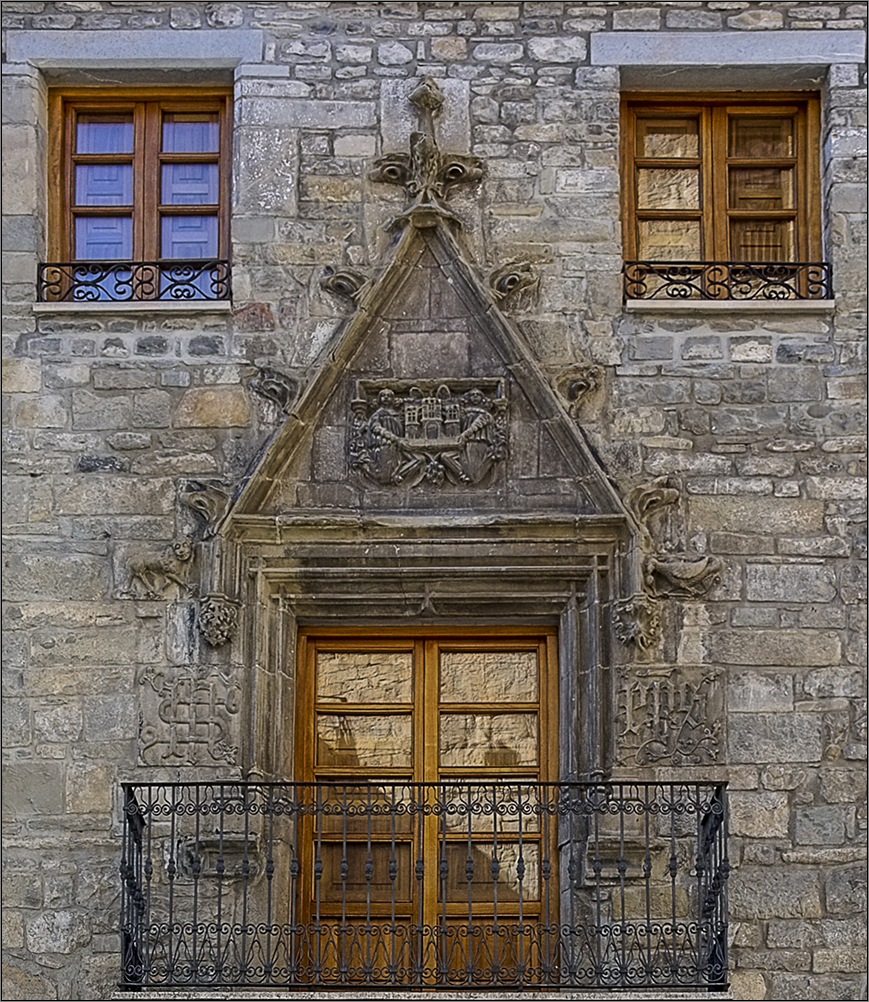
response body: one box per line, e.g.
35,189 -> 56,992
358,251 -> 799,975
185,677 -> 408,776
1,3 -> 867,1001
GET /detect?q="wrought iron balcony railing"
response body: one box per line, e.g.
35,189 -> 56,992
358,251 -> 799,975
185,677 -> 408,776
120,780 -> 728,991
623,260 -> 832,301
37,260 -> 231,303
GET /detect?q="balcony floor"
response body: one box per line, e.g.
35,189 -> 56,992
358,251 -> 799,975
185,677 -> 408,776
111,992 -> 731,1000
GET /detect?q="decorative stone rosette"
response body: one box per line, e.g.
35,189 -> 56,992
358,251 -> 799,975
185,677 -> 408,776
197,594 -> 239,647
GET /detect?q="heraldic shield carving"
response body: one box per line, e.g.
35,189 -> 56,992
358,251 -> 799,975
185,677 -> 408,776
350,379 -> 508,487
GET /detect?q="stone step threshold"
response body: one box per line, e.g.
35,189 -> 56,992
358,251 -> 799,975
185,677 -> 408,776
111,990 -> 731,1001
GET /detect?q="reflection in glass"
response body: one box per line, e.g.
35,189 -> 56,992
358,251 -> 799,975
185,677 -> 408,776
76,114 -> 134,154
318,784 -> 415,836
75,216 -> 132,259
75,164 -> 133,206
729,168 -> 793,210
163,113 -> 219,153
637,118 -> 699,158
161,215 -> 218,258
162,163 -> 219,205
440,714 -> 537,768
442,843 -> 540,902
730,220 -> 794,262
638,220 -> 701,260
637,169 -> 699,210
439,782 -> 542,834
729,117 -> 793,158
317,651 -> 413,704
320,843 -> 412,902
317,714 -> 412,769
440,651 -> 537,703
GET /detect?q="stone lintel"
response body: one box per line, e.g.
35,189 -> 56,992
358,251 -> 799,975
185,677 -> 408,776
6,29 -> 264,68
592,30 -> 866,67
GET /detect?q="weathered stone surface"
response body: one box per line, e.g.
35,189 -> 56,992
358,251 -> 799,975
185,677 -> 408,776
25,910 -> 90,955
729,791 -> 790,837
730,867 -> 821,919
689,497 -> 825,534
53,477 -> 173,515
824,864 -> 867,914
745,563 -> 838,603
2,358 -> 41,392
729,713 -> 823,763
708,630 -> 841,666
795,805 -> 849,845
174,387 -> 252,427
2,550 -> 107,602
804,668 -> 864,699
0,964 -> 58,1001
729,671 -> 793,712
1,761 -> 63,818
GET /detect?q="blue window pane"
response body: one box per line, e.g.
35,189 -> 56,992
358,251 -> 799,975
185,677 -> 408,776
75,164 -> 133,206
161,163 -> 219,205
161,215 -> 218,258
76,114 -> 134,154
162,114 -> 219,153
75,216 -> 132,259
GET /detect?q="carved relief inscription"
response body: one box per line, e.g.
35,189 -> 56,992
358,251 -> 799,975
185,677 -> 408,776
350,380 -> 507,487
139,668 -> 241,766
616,667 -> 723,767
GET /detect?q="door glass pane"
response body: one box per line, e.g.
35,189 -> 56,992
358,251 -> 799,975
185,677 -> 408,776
729,168 -> 794,210
318,783 -> 415,835
317,651 -> 413,704
636,118 -> 699,158
729,117 -> 794,158
442,843 -> 540,902
638,219 -> 701,260
730,220 -> 795,262
320,843 -> 412,902
317,714 -> 412,769
440,650 -> 537,703
75,164 -> 133,206
75,216 -> 132,259
440,713 -> 538,768
76,113 -> 133,153
161,215 -> 217,258
162,163 -> 219,205
163,112 -> 219,152
440,781 -> 542,834
637,169 -> 699,210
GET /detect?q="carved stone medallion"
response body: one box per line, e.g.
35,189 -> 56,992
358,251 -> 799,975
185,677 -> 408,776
197,594 -> 239,647
350,379 -> 508,488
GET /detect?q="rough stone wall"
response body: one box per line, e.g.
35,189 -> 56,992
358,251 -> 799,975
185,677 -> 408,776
2,3 -> 867,1000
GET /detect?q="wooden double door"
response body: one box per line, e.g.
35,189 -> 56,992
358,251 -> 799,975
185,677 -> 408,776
295,627 -> 558,985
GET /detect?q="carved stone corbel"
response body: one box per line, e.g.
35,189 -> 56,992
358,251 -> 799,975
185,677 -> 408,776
184,480 -> 232,539
319,266 -> 371,304
489,262 -> 538,302
248,366 -> 299,414
197,594 -> 239,648
614,594 -> 661,650
643,553 -> 723,599
554,364 -> 604,414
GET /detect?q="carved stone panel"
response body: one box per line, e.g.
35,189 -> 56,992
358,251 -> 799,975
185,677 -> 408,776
350,379 -> 507,488
616,666 -> 723,767
138,667 -> 241,767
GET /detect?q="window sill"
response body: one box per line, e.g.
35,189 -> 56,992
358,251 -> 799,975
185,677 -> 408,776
33,301 -> 233,315
625,299 -> 836,313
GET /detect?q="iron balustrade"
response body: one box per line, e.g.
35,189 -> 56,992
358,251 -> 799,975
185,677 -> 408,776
120,780 -> 729,991
37,260 -> 231,303
623,261 -> 832,301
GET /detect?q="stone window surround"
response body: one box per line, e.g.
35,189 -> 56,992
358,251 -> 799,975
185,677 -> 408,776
7,27 -> 863,314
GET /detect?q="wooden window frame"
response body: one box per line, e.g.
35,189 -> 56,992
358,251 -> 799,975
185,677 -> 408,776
621,92 -> 822,264
48,87 -> 232,264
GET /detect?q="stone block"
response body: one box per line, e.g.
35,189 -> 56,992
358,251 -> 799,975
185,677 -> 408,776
729,971 -> 767,1002
2,358 -> 41,393
2,549 -> 107,602
527,36 -> 586,62
472,42 -> 525,63
33,702 -> 83,743
13,394 -> 67,429
612,8 -> 661,30
813,947 -> 867,973
174,387 -> 252,427
666,10 -> 722,29
711,629 -> 841,667
71,389 -> 132,430
377,41 -> 414,64
730,335 -> 773,362
824,864 -> 867,914
729,713 -> 823,763
0,963 -> 58,1001
131,389 -> 172,428
31,625 -> 160,669
768,368 -> 824,402
795,805 -> 849,845
65,761 -> 113,814
805,476 -> 867,500
730,866 -> 821,920
54,477 -> 173,515
91,367 -> 152,390
804,668 -> 864,699
690,497 -> 825,535
25,910 -> 90,955
729,671 -> 793,712
2,699 -> 31,747
728,10 -> 784,28
83,694 -> 135,742
745,563 -> 838,603
729,791 -> 790,837
820,768 -> 867,804
1,760 -> 63,818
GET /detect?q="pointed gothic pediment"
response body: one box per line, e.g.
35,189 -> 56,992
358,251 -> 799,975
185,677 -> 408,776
225,209 -> 627,526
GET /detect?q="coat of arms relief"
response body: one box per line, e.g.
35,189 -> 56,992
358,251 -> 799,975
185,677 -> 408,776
350,379 -> 508,487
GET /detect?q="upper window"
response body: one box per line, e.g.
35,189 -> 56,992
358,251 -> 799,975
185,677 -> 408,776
622,93 -> 829,301
42,89 -> 231,302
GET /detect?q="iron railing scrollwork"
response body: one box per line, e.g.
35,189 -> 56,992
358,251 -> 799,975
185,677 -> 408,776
623,261 -> 832,301
37,260 -> 231,303
119,780 -> 728,991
